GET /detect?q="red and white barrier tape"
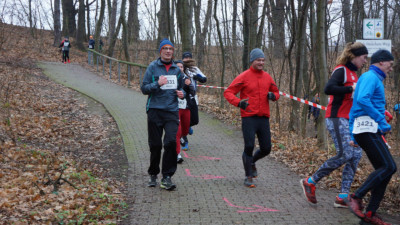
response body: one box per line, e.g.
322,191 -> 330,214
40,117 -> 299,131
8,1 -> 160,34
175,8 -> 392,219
197,84 -> 327,111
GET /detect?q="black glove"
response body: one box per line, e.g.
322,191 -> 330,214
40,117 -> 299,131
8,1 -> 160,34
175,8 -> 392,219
238,98 -> 249,110
267,92 -> 276,101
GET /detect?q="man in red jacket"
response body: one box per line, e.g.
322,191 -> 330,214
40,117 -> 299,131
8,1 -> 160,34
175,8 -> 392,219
224,48 -> 279,188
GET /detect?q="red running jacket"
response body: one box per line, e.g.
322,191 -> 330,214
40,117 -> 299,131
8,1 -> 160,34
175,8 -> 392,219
224,66 -> 280,118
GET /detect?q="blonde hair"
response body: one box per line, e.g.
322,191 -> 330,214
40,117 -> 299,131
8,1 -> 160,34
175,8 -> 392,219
336,42 -> 366,65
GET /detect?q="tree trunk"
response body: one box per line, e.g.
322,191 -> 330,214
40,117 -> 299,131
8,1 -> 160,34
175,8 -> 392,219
242,0 -> 259,71
256,0 -> 268,47
53,0 -> 62,46
108,0 -> 118,46
170,0 -> 175,42
62,0 -> 76,37
288,0 -> 309,132
352,0 -> 365,39
177,0 -> 193,52
270,0 -> 286,59
76,0 -> 86,50
127,0 -> 139,43
108,18 -> 122,57
121,0 -> 129,59
214,0 -> 225,108
315,0 -> 328,148
157,0 -> 170,44
232,0 -> 238,47
29,0 -> 34,37
94,0 -> 105,52
195,0 -> 212,67
342,0 -> 352,42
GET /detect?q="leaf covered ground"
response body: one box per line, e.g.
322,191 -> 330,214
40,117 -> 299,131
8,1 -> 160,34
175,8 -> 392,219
0,24 -> 130,224
0,22 -> 399,225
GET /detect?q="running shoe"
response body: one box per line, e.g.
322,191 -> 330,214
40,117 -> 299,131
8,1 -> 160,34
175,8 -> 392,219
244,177 -> 256,188
348,193 -> 365,219
300,178 -> 317,204
177,154 -> 184,164
360,211 -> 391,225
180,137 -> 185,146
188,127 -> 193,135
147,175 -> 157,187
334,196 -> 348,208
251,164 -> 258,178
182,142 -> 188,151
64,61 -> 66,64
160,176 -> 176,190
68,59 -> 70,63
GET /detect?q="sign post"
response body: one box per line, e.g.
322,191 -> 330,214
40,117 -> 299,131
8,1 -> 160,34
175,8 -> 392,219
361,18 -> 390,56
363,19 -> 384,39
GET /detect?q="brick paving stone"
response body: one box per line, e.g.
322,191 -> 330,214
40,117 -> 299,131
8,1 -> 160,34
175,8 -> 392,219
40,62 -> 361,225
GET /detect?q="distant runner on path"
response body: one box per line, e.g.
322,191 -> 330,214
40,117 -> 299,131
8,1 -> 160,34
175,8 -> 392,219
224,48 -> 279,188
140,38 -> 185,191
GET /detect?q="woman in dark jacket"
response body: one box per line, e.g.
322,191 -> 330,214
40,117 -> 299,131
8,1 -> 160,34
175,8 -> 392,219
300,42 -> 368,207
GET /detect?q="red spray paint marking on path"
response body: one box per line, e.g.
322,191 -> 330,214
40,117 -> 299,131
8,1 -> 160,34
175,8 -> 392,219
223,197 -> 279,213
185,169 -> 225,179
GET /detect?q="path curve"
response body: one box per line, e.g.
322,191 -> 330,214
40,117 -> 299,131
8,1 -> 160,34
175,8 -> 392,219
39,62 -> 361,225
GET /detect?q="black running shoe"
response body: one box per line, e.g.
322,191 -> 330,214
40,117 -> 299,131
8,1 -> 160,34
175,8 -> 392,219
252,164 -> 258,178
148,175 -> 157,187
244,177 -> 256,188
160,176 -> 176,190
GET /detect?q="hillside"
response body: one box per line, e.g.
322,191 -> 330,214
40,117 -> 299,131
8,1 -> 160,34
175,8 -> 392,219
0,23 -> 399,224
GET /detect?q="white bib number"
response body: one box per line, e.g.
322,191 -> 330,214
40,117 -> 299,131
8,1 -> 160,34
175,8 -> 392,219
160,75 -> 177,90
89,44 -> 93,49
178,98 -> 187,109
194,94 -> 199,105
353,116 -> 378,134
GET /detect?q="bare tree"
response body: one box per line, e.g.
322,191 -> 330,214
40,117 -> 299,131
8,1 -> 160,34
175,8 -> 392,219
94,0 -> 105,52
242,0 -> 259,71
194,0 -> 212,67
86,0 -> 96,39
315,0 -> 328,148
351,0 -> 365,39
232,0 -> 238,47
62,0 -> 76,37
108,0 -> 118,46
177,0 -> 193,52
76,0 -> 86,50
127,0 -> 140,43
214,0 -> 226,107
53,0 -> 61,46
270,0 -> 286,58
341,0 -> 352,42
288,0 -> 309,132
157,0 -> 171,44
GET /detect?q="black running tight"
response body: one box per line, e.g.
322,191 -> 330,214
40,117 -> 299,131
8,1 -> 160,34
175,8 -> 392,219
354,132 -> 397,213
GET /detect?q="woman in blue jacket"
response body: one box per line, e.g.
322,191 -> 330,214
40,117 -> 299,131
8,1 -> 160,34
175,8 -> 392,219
348,50 -> 397,225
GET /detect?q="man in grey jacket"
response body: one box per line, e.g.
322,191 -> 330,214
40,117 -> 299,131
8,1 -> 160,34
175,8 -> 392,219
141,38 -> 185,190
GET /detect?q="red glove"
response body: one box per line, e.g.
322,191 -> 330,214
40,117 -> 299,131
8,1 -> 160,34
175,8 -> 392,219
385,110 -> 393,123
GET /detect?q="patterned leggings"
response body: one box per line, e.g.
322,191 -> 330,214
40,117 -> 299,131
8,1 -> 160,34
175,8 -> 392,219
311,118 -> 362,193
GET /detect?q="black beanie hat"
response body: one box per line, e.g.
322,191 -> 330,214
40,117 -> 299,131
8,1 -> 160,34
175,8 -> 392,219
175,59 -> 183,64
371,50 -> 394,64
350,46 -> 368,56
182,52 -> 192,59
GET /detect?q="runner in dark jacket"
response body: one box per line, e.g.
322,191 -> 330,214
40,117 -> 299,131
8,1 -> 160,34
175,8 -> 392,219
300,42 -> 368,207
141,38 -> 185,191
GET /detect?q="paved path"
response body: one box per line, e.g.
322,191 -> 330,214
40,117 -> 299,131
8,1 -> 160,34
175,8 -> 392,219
39,62 -> 361,225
